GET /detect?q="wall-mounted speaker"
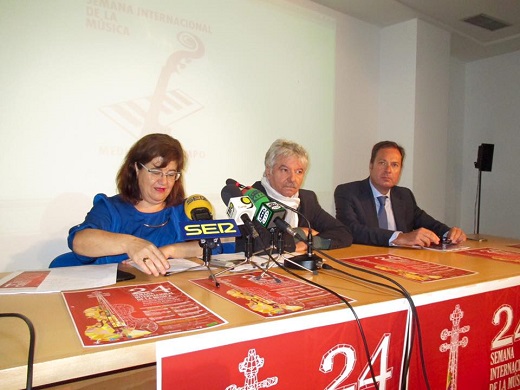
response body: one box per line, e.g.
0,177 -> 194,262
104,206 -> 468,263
474,143 -> 494,172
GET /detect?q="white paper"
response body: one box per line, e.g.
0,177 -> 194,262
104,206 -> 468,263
0,263 -> 118,294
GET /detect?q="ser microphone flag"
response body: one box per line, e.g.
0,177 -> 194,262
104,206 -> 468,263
180,219 -> 241,240
183,193 -> 241,240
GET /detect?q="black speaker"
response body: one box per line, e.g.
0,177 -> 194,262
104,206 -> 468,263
475,143 -> 494,172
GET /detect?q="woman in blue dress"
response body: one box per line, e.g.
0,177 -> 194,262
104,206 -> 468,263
50,133 -> 202,276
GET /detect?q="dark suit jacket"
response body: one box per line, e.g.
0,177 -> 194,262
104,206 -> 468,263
236,181 -> 352,253
334,178 -> 450,247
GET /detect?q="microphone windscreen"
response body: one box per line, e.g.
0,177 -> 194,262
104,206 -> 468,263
184,194 -> 214,221
226,178 -> 251,192
221,185 -> 243,205
226,178 -> 238,186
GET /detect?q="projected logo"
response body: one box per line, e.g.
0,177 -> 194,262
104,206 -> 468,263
100,31 -> 205,137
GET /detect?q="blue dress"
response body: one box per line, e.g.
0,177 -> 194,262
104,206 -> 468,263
49,194 -> 192,267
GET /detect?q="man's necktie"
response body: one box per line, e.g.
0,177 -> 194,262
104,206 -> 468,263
377,196 -> 388,229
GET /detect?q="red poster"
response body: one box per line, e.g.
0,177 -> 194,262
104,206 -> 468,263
0,271 -> 49,288
191,271 -> 350,318
62,282 -> 226,347
456,247 -> 520,264
340,254 -> 476,282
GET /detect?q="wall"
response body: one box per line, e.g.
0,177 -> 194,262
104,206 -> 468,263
446,57 -> 466,229
460,50 -> 520,239
331,10 -> 380,206
377,19 -> 451,222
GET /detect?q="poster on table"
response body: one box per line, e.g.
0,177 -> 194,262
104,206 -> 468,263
340,254 -> 476,283
191,271 -> 351,318
62,281 -> 226,347
456,247 -> 520,264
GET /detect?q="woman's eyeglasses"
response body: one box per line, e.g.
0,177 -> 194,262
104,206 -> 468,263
139,163 -> 181,181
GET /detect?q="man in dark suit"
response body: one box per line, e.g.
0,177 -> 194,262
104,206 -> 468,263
237,139 -> 352,253
334,141 -> 466,247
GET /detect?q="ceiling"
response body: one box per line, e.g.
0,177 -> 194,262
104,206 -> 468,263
310,0 -> 520,62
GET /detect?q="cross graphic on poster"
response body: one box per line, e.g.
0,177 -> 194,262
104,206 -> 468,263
440,304 -> 470,390
225,349 -> 278,390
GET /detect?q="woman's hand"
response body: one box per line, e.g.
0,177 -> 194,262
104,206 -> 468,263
73,229 -> 201,277
124,237 -> 171,276
159,241 -> 203,261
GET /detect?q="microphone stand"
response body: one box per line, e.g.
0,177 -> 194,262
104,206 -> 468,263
467,164 -> 487,242
255,228 -> 279,270
199,238 -> 220,288
269,218 -> 317,274
272,203 -> 322,274
215,225 -> 281,283
214,232 -> 254,276
285,229 -> 322,274
253,228 -> 284,282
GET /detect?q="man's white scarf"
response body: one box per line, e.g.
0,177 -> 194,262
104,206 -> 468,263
261,176 -> 300,227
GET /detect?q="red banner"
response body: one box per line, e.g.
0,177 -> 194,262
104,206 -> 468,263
159,310 -> 408,389
157,280 -> 520,390
410,284 -> 520,389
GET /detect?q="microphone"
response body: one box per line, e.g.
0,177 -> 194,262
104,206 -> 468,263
181,194 -> 241,241
184,194 -> 214,221
274,217 -> 298,238
225,179 -> 319,271
221,185 -> 259,239
247,188 -> 286,230
182,195 -> 240,288
226,178 -> 248,189
226,179 -> 286,230
266,195 -> 322,271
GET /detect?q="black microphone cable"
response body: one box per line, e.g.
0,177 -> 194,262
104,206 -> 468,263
320,262 -> 418,390
0,312 -> 35,390
226,181 -> 396,388
313,249 -> 431,390
270,203 -> 429,390
252,230 -> 382,390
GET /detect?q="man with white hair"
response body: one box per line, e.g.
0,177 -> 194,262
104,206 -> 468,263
239,138 -> 352,253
